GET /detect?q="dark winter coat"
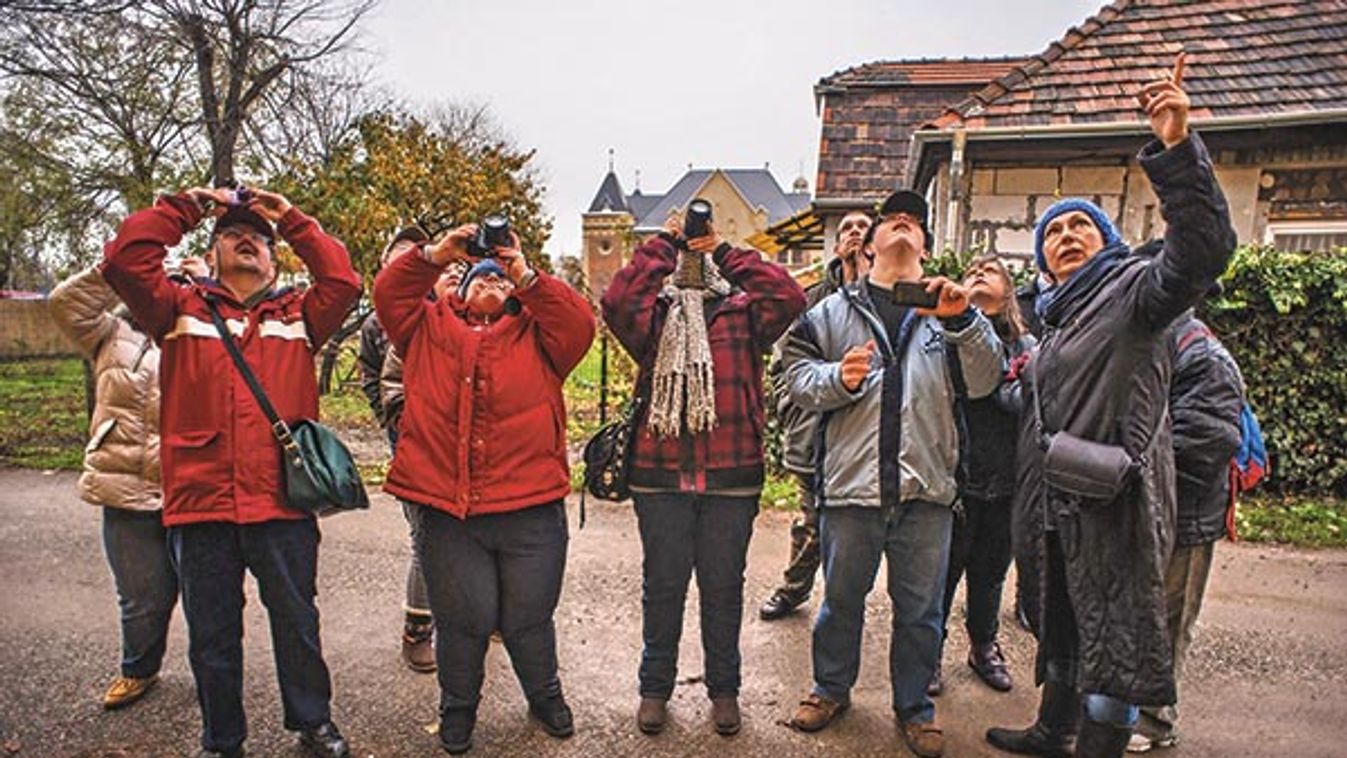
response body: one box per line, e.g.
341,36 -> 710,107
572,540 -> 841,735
964,333 -> 1035,502
357,311 -> 390,423
1014,133 -> 1236,707
1170,315 -> 1244,547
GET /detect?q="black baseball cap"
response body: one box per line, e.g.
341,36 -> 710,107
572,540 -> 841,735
871,189 -> 933,251
212,205 -> 275,245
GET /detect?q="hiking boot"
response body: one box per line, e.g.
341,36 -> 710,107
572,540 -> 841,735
401,621 -> 436,673
759,590 -> 805,621
969,641 -> 1013,692
528,693 -> 575,739
711,696 -> 740,736
1076,719 -> 1133,758
789,693 -> 848,732
985,680 -> 1079,758
637,697 -> 668,735
439,707 -> 476,755
902,719 -> 945,758
103,674 -> 158,710
927,661 -> 944,697
1126,732 -> 1179,753
297,722 -> 350,758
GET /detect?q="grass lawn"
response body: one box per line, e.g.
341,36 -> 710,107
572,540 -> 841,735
0,357 -> 87,470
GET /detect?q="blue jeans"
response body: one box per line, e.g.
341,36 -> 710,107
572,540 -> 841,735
102,508 -> 178,679
411,501 -> 569,716
812,501 -> 953,724
633,492 -> 758,699
169,519 -> 333,754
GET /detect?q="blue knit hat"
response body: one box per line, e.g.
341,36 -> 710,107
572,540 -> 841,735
458,258 -> 507,299
1033,198 -> 1122,273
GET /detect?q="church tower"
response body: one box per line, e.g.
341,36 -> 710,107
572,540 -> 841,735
581,152 -> 635,302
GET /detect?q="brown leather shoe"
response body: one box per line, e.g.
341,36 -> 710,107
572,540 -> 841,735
401,623 -> 436,673
102,674 -> 158,710
637,697 -> 668,735
902,719 -> 945,758
711,696 -> 740,736
789,693 -> 848,733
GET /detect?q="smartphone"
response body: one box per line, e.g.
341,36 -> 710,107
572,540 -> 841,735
890,280 -> 939,309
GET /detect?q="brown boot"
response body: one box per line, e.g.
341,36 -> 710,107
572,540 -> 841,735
789,693 -> 848,732
902,719 -> 945,758
637,697 -> 668,735
711,696 -> 740,736
401,617 -> 436,673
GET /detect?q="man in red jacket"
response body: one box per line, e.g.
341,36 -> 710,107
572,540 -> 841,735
101,185 -> 361,758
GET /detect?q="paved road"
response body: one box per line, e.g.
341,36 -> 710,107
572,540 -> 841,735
2,467 -> 1345,757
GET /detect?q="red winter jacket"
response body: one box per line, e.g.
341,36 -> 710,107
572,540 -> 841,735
601,236 -> 806,492
100,194 -> 362,527
373,253 -> 595,518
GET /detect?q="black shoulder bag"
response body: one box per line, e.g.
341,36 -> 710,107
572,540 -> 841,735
581,369 -> 650,507
204,295 -> 370,517
1031,354 -> 1137,502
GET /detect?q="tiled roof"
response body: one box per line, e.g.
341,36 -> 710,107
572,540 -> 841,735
818,57 -> 1030,89
935,0 -> 1347,130
586,171 -> 628,213
630,169 -> 810,230
814,58 -> 1026,199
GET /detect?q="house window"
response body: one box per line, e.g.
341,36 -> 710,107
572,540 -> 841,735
1265,221 -> 1347,253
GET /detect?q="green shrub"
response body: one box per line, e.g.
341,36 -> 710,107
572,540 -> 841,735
1201,245 -> 1347,495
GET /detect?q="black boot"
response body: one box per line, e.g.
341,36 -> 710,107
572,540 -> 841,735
1073,718 -> 1132,758
985,680 -> 1080,758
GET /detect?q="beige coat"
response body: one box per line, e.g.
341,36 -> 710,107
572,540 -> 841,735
49,267 -> 162,511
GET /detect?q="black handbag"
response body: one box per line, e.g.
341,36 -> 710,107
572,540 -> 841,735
1031,355 -> 1139,502
204,295 -> 370,517
582,382 -> 648,504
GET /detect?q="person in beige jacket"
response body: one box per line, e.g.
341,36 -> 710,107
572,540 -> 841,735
48,259 -> 201,710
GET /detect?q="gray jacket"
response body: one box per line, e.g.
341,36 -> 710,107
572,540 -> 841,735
783,281 -> 1004,508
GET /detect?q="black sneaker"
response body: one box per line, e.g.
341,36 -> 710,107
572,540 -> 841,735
298,722 -> 349,758
440,707 -> 476,754
529,694 -> 575,738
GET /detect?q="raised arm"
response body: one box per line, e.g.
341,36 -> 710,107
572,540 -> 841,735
515,272 -> 596,378
49,267 -> 121,358
1129,54 -> 1238,330
600,233 -> 678,363
373,248 -> 442,356
100,191 -> 215,340
711,242 -> 807,352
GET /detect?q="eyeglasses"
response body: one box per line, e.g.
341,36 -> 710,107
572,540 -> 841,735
216,227 -> 270,246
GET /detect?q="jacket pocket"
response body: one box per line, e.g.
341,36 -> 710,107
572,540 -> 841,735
163,430 -> 229,510
86,418 -> 117,453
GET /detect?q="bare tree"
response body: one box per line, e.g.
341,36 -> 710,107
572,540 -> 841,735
151,0 -> 377,186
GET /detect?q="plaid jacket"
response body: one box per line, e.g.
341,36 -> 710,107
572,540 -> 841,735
601,235 -> 806,492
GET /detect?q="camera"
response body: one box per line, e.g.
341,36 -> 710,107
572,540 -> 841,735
467,214 -> 511,257
227,186 -> 254,207
684,198 -> 712,240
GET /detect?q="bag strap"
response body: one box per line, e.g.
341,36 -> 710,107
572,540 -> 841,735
202,294 -> 298,453
944,339 -> 970,504
1030,342 -> 1165,461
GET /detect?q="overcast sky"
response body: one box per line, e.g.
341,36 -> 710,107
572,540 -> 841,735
364,0 -> 1102,257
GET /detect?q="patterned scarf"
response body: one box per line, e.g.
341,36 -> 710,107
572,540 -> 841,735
647,252 -> 731,438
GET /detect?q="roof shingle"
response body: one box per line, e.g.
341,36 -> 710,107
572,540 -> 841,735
935,0 -> 1347,129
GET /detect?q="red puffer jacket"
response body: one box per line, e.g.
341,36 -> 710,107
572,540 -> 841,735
374,253 -> 595,518
100,193 -> 362,526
